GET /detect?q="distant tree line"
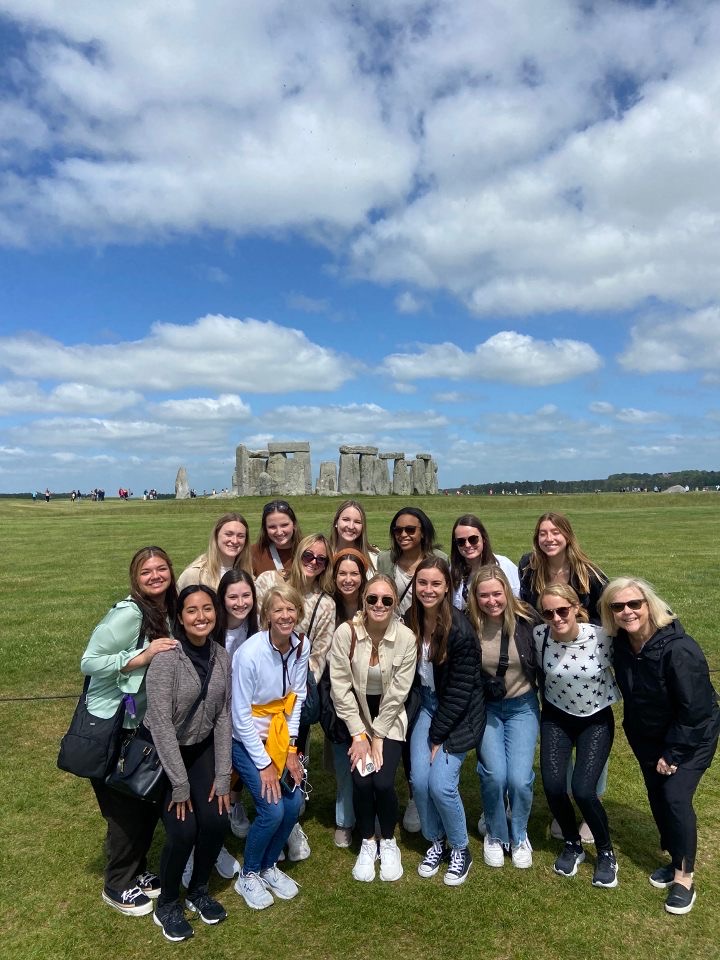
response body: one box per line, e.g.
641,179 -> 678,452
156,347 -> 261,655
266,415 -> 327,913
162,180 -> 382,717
447,470 -> 720,496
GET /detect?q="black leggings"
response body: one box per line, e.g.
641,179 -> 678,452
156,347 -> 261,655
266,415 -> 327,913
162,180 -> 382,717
540,701 -> 614,851
158,734 -> 228,907
352,693 -> 404,840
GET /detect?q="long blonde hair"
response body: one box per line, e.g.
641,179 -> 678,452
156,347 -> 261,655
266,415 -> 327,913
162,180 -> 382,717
466,564 -> 537,638
191,512 -> 252,585
288,534 -> 334,595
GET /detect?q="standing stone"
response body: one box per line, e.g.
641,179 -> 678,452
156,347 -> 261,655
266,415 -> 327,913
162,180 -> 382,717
317,461 -> 338,495
392,457 -> 410,496
248,454 -> 268,495
296,451 -> 312,495
427,459 -> 439,494
267,453 -> 287,493
257,471 -> 272,496
285,459 -> 305,496
359,453 -> 377,494
412,457 -> 427,495
339,452 -> 361,494
235,444 -> 250,495
373,457 -> 391,495
175,466 -> 190,499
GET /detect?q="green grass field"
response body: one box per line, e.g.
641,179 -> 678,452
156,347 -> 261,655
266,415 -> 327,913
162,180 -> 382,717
1,493 -> 718,960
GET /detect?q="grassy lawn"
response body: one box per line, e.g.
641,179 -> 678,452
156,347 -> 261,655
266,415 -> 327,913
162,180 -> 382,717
1,493 -> 718,959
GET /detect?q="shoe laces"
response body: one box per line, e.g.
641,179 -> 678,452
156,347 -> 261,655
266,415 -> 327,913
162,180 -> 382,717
121,885 -> 145,904
426,840 -> 444,861
135,871 -> 157,887
448,848 -> 465,872
163,901 -> 186,924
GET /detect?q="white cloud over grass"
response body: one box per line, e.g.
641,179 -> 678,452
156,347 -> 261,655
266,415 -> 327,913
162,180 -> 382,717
619,308 -> 720,374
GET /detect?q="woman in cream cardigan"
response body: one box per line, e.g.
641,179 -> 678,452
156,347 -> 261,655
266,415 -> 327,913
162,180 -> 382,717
330,574 -> 417,883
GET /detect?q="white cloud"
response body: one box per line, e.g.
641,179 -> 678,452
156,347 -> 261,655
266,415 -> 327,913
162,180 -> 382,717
153,394 -> 252,422
615,408 -> 667,425
0,315 -> 355,392
0,380 -> 143,414
381,332 -> 602,385
286,293 -> 331,314
395,292 -> 424,314
256,402 -> 449,435
589,401 -> 615,415
619,308 -> 720,374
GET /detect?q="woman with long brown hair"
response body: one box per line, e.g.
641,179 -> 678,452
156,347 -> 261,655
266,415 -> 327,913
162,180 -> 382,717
177,513 -> 252,591
450,514 -> 519,609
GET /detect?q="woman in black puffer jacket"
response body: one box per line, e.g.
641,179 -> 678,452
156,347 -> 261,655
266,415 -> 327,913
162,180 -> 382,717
405,557 -> 484,887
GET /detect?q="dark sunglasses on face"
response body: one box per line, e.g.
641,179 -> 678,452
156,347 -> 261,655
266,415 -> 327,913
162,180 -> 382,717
393,524 -> 418,536
455,534 -> 481,548
541,605 -> 573,621
365,594 -> 394,608
301,550 -> 328,568
609,598 -> 646,613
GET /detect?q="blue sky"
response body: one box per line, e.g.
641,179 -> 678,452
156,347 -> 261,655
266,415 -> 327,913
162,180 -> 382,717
1,0 -> 719,494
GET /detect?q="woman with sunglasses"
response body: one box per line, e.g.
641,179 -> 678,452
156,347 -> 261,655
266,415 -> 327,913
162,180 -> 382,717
328,499 -> 379,573
251,500 -> 303,579
330,575 -> 417,882
600,579 -> 720,915
534,583 -> 620,888
231,584 -> 309,911
466,564 -> 541,869
177,513 -> 252,592
407,558 -> 484,886
377,507 -> 446,616
519,512 -> 607,623
450,514 -> 520,609
145,585 -> 232,941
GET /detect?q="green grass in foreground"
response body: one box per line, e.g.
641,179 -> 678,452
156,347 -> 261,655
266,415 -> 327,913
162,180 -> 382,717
1,493 -> 718,960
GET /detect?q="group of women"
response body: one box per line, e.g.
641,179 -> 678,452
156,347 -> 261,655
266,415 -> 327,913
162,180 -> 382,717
79,501 -> 719,941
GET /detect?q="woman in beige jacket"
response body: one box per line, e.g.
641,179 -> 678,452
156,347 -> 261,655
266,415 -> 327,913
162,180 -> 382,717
330,574 -> 417,884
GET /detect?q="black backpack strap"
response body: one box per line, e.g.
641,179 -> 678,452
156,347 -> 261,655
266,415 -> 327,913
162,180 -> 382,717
494,628 -> 511,679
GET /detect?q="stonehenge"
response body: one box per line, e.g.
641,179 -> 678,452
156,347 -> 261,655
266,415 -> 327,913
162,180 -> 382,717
231,442 -> 438,496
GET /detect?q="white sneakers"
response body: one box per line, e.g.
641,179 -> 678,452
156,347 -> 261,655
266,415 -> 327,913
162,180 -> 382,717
483,835 -> 505,868
229,801 -> 250,839
214,845 -> 241,879
259,865 -> 299,900
379,838 -> 403,881
511,838 -> 533,869
234,871 -> 274,910
352,839 -> 379,882
286,823 -> 311,861
402,798 -> 421,833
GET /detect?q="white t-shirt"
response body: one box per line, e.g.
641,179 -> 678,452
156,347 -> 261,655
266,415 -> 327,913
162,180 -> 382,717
533,621 -> 620,717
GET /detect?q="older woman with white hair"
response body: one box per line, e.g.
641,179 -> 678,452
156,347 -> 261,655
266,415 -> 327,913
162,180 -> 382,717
600,577 -> 720,915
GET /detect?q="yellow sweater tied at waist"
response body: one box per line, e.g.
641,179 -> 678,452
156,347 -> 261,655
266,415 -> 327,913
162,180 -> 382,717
252,692 -> 297,773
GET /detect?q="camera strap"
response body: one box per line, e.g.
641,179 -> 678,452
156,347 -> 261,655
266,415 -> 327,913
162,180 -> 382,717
493,629 -> 511,679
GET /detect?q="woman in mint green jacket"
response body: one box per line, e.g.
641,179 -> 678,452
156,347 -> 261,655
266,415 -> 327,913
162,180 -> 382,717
80,546 -> 178,918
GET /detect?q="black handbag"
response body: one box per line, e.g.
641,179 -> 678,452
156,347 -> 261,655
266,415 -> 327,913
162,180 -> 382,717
105,656 -> 215,803
318,625 -> 359,744
57,675 -> 128,780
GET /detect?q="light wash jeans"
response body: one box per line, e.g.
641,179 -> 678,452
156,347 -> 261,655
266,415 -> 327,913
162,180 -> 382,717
477,689 -> 540,846
232,739 -> 303,873
410,687 -> 469,849
332,741 -> 355,829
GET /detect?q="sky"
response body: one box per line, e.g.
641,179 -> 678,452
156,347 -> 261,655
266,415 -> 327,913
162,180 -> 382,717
1,0 -> 720,495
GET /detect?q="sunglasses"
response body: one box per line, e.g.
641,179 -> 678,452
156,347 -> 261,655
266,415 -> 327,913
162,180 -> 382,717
365,594 -> 394,608
263,500 -> 292,516
393,524 -> 418,536
609,598 -> 646,613
455,534 -> 481,548
541,605 -> 574,621
300,550 -> 328,569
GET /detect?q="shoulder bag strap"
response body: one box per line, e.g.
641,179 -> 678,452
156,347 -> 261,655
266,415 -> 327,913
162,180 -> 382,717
494,628 -> 511,679
269,544 -> 285,573
306,593 -> 325,641
174,654 -> 216,739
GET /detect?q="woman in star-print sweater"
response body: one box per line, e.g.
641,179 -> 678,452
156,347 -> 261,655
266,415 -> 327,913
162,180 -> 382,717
533,583 -> 621,889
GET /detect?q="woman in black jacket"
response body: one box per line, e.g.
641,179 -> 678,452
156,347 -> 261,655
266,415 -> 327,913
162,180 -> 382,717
466,564 -> 541,870
406,557 -> 484,886
600,577 -> 720,916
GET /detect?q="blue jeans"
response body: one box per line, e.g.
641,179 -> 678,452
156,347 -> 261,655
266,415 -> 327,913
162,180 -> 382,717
477,689 -> 540,846
410,687 -> 469,849
232,739 -> 303,874
332,742 -> 355,829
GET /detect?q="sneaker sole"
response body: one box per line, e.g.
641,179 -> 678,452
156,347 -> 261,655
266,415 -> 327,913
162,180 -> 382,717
261,880 -> 299,900
444,863 -> 472,887
417,864 -> 441,878
185,900 -> 227,924
511,857 -> 533,869
234,885 -> 274,910
649,873 -> 675,890
352,865 -> 376,882
483,853 -> 505,868
380,866 -> 403,882
592,865 -> 619,888
102,891 -> 153,916
153,913 -> 193,941
553,852 -> 585,877
665,891 -> 696,915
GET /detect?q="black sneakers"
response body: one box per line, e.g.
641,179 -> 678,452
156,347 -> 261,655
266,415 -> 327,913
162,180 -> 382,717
649,863 -> 675,889
553,841 -> 585,877
444,846 -> 473,886
591,849 -> 619,888
417,840 -> 447,878
153,901 -> 194,942
185,888 -> 228,925
665,882 -> 696,915
135,871 -> 161,898
101,885 -> 153,916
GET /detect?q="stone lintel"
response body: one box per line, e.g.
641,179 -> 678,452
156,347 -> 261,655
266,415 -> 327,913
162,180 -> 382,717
339,445 -> 379,455
267,441 -> 310,454
378,452 -> 404,459
415,452 -> 432,460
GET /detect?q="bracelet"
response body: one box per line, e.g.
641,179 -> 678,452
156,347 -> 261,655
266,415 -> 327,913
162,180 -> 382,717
352,733 -> 367,743
287,745 -> 298,754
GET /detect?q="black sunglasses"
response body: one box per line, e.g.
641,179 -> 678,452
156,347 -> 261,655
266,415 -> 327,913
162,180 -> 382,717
263,500 -> 292,515
365,594 -> 394,608
455,534 -> 481,548
393,524 -> 418,536
301,550 -> 328,569
541,605 -> 574,621
609,599 -> 646,613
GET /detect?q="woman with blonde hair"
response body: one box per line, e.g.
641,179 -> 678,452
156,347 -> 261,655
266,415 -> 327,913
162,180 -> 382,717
231,583 -> 309,910
600,577 -> 720,915
534,583 -> 620,888
466,564 -> 541,869
328,499 -> 378,572
330,574 -> 417,882
177,513 -> 252,591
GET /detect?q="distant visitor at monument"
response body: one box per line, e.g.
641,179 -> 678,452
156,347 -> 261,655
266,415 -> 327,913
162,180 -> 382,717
231,442 -> 438,496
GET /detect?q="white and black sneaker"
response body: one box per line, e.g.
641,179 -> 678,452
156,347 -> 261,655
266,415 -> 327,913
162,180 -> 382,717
135,871 -> 161,898
553,841 -> 585,878
153,901 -> 194,942
649,863 -> 675,889
592,849 -> 619,888
444,846 -> 473,886
102,884 -> 153,916
418,840 -> 447,878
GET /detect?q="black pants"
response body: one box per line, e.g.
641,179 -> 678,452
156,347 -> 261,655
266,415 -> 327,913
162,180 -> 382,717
158,734 -> 228,907
628,730 -> 718,873
91,774 -> 160,891
352,693 -> 404,840
540,701 -> 614,850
